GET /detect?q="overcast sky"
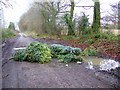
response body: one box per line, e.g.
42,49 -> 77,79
3,0 -> 120,27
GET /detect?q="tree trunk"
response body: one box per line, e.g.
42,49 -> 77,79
68,0 -> 75,35
92,0 -> 101,33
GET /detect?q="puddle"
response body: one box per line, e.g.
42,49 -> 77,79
12,46 -> 120,72
83,56 -> 102,66
83,56 -> 120,71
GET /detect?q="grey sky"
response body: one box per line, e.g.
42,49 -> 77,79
3,0 -> 120,26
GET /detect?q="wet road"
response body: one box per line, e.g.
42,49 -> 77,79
2,34 -> 120,88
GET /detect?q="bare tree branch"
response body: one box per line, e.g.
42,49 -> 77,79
0,0 -> 12,8
75,6 -> 94,7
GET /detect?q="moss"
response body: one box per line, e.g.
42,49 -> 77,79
92,0 -> 101,33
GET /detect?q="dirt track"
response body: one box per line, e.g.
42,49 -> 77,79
2,34 -> 120,88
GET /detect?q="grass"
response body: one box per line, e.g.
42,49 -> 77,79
0,28 -> 16,41
24,31 -> 58,39
23,30 -> 118,45
79,32 -> 118,44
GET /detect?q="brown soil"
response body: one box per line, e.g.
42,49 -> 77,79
35,37 -> 120,62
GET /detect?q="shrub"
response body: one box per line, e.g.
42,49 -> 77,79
99,32 -> 118,41
13,49 -> 27,62
8,22 -> 15,30
60,46 -> 73,55
58,54 -> 75,63
13,42 -> 52,64
50,44 -> 83,63
58,53 -> 83,63
26,42 -> 52,63
1,28 -> 15,41
107,33 -> 118,41
13,43 -> 83,64
50,44 -> 82,57
84,39 -> 94,44
50,44 -> 65,58
72,48 -> 82,56
93,33 -> 101,39
83,46 -> 97,56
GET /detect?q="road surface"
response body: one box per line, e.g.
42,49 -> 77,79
2,33 -> 120,88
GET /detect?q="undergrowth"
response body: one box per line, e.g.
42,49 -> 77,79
1,28 -> 16,41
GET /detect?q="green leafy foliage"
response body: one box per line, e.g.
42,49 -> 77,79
84,39 -> 94,44
62,11 -> 75,35
13,50 -> 27,62
8,22 -> 15,30
92,0 -> 101,33
50,44 -> 65,58
93,32 -> 118,41
1,28 -> 15,41
60,46 -> 73,55
101,33 -> 118,41
26,42 -> 52,63
83,46 -> 97,56
13,42 -> 52,64
58,54 -> 75,63
78,13 -> 90,35
93,33 -> 101,39
14,43 -> 83,64
79,31 -> 118,45
50,44 -> 83,63
72,48 -> 82,56
50,44 -> 82,56
58,53 -> 83,63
